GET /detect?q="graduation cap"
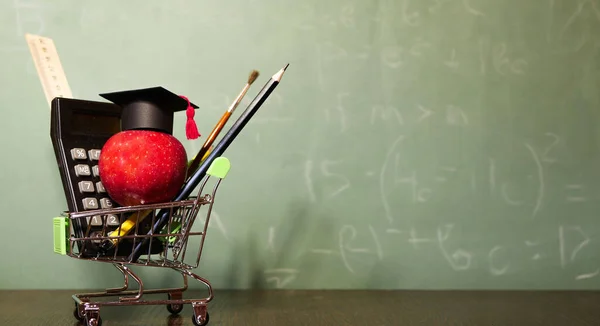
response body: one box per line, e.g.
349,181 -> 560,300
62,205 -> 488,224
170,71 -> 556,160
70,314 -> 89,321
99,86 -> 201,139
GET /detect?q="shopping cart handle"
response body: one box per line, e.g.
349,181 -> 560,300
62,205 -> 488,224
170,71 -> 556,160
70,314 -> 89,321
206,157 -> 231,179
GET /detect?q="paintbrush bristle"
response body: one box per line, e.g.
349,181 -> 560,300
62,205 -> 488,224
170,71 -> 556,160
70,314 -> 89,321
248,70 -> 260,85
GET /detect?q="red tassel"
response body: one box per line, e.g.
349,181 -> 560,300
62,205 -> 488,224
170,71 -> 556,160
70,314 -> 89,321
180,95 -> 200,140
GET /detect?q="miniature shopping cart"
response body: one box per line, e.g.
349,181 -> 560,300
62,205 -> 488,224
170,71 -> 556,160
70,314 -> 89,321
52,157 -> 231,326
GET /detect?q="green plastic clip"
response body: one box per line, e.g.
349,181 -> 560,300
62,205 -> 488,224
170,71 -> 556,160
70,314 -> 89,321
159,220 -> 183,244
206,157 -> 231,179
53,217 -> 69,255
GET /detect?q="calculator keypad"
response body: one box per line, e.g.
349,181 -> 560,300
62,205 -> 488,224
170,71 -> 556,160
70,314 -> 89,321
96,182 -> 106,193
78,181 -> 95,193
82,197 -> 98,209
71,148 -> 87,160
70,147 -> 122,228
87,214 -> 120,226
88,149 -> 101,161
100,198 -> 113,209
74,164 -> 91,176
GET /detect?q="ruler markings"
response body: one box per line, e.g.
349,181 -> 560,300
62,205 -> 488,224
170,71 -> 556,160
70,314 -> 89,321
25,33 -> 73,108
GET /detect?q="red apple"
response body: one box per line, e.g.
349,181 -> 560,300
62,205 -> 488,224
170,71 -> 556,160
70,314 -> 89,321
98,130 -> 188,207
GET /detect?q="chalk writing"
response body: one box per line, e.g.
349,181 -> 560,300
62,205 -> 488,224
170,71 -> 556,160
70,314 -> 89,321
312,225 -> 385,273
409,38 -> 432,56
428,0 -> 451,14
324,92 -> 349,133
408,228 -> 434,249
559,225 -> 599,280
316,42 -> 347,89
488,246 -> 510,276
401,0 -> 420,26
501,183 -> 523,206
369,225 -> 383,259
340,4 -> 355,28
386,229 -> 403,234
417,105 -> 434,122
303,159 -> 352,200
437,224 -> 472,271
559,225 -> 590,267
320,159 -> 351,198
267,226 -> 276,253
558,0 -> 598,39
435,166 -> 457,183
479,40 -> 528,75
371,105 -> 404,126
381,45 -> 404,68
444,49 -> 459,69
339,225 -> 370,274
576,270 -> 600,281
525,240 -> 544,260
446,105 -> 469,125
541,133 -> 560,164
396,169 -> 433,203
463,0 -> 485,16
380,135 -> 405,223
264,269 -> 299,289
294,3 -> 315,30
357,44 -> 372,60
565,185 -> 586,203
305,219 -> 600,283
525,143 -> 545,218
311,249 -> 334,255
304,160 -> 317,202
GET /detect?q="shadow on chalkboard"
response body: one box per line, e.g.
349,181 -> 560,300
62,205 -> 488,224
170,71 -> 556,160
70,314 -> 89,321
222,198 -> 329,291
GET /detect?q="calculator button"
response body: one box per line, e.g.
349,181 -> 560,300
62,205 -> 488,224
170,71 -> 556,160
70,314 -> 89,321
87,215 -> 103,226
82,197 -> 98,210
100,198 -> 113,209
74,164 -> 91,176
92,165 -> 100,177
106,215 -> 120,226
78,181 -> 95,193
88,149 -> 101,161
70,148 -> 87,160
96,182 -> 106,193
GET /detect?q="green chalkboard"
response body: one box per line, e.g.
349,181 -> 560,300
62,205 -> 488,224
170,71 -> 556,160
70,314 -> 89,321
1,0 -> 600,290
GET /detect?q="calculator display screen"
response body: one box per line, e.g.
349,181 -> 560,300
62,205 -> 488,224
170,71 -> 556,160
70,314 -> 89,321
70,112 -> 120,135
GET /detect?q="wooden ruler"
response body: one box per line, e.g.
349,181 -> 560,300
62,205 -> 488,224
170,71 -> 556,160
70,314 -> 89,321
25,33 -> 73,108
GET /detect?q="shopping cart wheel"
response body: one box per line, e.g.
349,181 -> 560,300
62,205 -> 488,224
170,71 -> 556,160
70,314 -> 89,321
167,303 -> 183,314
191,312 -> 209,326
84,314 -> 102,326
167,292 -> 184,314
73,303 -> 84,321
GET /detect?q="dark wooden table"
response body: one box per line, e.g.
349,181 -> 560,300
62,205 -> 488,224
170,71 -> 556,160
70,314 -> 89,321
1,289 -> 599,325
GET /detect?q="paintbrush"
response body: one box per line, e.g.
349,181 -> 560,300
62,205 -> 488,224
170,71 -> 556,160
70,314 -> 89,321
186,69 -> 260,180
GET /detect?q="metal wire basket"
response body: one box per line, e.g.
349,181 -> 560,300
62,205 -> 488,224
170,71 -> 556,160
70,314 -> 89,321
53,157 -> 231,326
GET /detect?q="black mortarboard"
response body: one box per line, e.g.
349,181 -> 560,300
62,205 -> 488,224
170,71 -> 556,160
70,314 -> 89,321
99,86 -> 201,139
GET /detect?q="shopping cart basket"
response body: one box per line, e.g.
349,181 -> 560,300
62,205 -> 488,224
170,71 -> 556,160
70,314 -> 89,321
52,157 -> 231,326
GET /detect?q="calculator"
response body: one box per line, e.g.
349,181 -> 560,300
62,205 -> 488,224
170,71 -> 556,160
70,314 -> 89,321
50,97 -> 124,256
50,97 -> 165,258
